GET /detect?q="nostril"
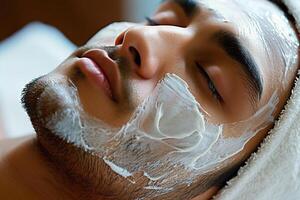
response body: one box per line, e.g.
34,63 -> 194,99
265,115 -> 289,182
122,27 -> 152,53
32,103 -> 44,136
129,46 -> 141,67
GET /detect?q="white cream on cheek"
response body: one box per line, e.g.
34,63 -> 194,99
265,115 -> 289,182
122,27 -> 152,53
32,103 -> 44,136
39,72 -> 278,194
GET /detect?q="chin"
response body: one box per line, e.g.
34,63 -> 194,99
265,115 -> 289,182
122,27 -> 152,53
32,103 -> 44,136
20,73 -> 143,199
22,73 -> 72,136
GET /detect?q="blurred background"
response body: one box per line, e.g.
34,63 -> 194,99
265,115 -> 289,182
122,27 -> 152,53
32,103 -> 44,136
0,0 -> 161,139
0,0 -> 161,45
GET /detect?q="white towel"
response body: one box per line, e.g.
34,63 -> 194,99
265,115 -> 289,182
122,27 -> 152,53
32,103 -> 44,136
215,1 -> 300,199
0,22 -> 76,138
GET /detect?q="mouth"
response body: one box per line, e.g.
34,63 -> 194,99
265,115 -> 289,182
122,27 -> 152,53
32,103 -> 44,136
77,48 -> 121,101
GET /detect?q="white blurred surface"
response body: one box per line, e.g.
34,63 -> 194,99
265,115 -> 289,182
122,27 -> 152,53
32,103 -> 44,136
0,22 -> 76,138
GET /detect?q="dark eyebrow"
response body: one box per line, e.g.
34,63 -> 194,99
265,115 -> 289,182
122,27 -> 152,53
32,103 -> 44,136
212,31 -> 263,101
162,0 -> 198,17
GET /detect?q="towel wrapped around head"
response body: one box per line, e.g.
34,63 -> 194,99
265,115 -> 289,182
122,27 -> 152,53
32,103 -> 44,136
215,1 -> 300,199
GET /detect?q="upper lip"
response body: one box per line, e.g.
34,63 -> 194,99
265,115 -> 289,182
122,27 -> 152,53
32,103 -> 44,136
81,48 -> 121,101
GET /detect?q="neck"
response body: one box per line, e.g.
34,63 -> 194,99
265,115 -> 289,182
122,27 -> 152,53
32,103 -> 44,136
0,136 -> 220,200
0,136 -> 76,200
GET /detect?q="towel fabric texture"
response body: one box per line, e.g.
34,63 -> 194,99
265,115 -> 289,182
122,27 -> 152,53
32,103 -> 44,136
215,1 -> 300,199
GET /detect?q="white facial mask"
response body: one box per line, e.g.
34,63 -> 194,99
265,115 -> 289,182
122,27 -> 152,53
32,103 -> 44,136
38,73 -> 278,193
201,0 -> 299,85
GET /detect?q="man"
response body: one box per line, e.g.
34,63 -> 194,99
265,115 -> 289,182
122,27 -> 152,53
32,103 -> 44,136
0,0 -> 299,199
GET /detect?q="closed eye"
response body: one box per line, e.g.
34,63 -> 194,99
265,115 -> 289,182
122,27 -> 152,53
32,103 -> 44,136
146,16 -> 222,102
196,63 -> 223,102
145,17 -> 160,26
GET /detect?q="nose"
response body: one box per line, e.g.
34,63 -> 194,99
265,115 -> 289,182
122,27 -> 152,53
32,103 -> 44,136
115,25 -> 188,79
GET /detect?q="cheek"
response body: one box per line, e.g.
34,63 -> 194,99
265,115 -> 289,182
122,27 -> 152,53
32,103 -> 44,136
127,78 -> 157,106
173,71 -> 223,122
222,122 -> 273,164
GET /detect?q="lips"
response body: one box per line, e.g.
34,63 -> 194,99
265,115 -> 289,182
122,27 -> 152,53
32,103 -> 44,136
77,49 -> 121,101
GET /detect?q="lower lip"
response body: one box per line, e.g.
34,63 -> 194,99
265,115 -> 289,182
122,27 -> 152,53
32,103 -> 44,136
77,57 -> 112,98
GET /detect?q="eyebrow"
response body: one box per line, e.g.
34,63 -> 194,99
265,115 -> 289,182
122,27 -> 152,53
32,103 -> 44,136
212,31 -> 263,101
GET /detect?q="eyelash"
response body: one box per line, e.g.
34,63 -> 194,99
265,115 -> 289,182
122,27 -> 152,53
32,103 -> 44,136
196,63 -> 222,102
146,17 -> 222,102
145,17 -> 160,26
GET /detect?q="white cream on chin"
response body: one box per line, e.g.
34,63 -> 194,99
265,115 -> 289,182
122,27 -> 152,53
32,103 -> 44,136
38,73 -> 278,195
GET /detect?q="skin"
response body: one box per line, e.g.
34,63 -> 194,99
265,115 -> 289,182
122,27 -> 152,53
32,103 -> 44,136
0,0 -> 299,199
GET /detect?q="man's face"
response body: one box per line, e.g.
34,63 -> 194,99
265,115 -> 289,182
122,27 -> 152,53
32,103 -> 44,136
23,0 -> 299,199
